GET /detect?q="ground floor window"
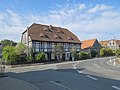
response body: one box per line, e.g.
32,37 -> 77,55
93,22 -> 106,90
51,54 -> 55,59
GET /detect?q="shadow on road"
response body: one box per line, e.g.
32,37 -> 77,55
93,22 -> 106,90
6,68 -> 120,90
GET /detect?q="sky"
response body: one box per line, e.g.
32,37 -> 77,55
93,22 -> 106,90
0,0 -> 120,42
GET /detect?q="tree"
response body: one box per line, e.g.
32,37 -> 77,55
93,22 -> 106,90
15,42 -> 26,55
53,44 -> 64,61
2,46 -> 18,64
116,49 -> 120,57
35,52 -> 46,62
0,39 -> 17,47
71,46 -> 77,61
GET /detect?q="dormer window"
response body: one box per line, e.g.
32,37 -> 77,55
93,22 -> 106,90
54,34 -> 62,39
48,25 -> 53,31
68,36 -> 74,40
43,27 -> 48,31
39,33 -> 49,38
43,27 -> 52,32
56,29 -> 64,34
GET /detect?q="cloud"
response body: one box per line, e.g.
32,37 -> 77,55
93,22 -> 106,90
88,4 -> 112,13
0,2 -> 120,42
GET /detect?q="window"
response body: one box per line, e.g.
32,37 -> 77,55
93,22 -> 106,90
67,53 -> 69,58
35,42 -> 39,52
76,44 -> 80,51
44,42 -> 47,52
54,34 -> 62,39
36,49 -> 39,52
68,36 -> 74,40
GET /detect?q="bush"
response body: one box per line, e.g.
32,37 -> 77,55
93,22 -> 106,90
74,53 -> 80,60
100,48 -> 113,57
26,54 -> 33,63
2,46 -> 18,64
116,49 -> 120,57
35,52 -> 46,62
79,52 -> 90,59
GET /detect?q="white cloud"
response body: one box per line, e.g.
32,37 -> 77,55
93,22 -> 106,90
0,3 -> 120,42
88,4 -> 112,13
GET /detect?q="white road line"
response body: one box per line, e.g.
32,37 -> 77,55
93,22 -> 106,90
50,81 -> 72,90
73,62 -> 79,69
73,66 -> 76,69
76,70 -> 82,73
86,75 -> 98,81
112,86 -> 120,90
53,66 -> 57,70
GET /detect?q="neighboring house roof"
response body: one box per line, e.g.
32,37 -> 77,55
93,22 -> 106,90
100,40 -> 120,46
22,23 -> 81,44
116,40 -> 120,45
99,40 -> 110,46
81,39 -> 97,49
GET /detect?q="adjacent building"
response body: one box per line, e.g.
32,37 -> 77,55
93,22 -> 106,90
100,39 -> 120,51
21,23 -> 81,60
81,39 -> 101,57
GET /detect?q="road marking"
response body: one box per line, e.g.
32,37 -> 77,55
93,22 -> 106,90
52,66 -> 57,70
50,81 -> 72,90
112,86 -> 120,90
73,62 -> 79,69
86,75 -> 98,80
76,70 -> 82,73
73,66 -> 76,69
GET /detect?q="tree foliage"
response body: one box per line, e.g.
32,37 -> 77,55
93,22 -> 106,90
26,54 -> 33,63
35,52 -> 46,62
116,49 -> 120,57
0,39 -> 17,47
100,48 -> 113,57
71,46 -> 77,56
15,42 -> 26,55
2,46 -> 18,64
53,44 -> 64,61
70,46 -> 79,60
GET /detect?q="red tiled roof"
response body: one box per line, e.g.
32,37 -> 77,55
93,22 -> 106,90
23,23 -> 81,44
100,40 -> 110,46
81,39 -> 97,49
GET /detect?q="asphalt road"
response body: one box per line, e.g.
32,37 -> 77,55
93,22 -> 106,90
7,57 -> 120,90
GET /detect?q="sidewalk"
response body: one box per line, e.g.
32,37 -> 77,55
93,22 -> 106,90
5,60 -> 77,73
0,77 -> 39,90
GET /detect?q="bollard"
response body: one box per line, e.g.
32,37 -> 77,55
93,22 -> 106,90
113,59 -> 116,65
114,61 -> 116,65
109,57 -> 111,62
